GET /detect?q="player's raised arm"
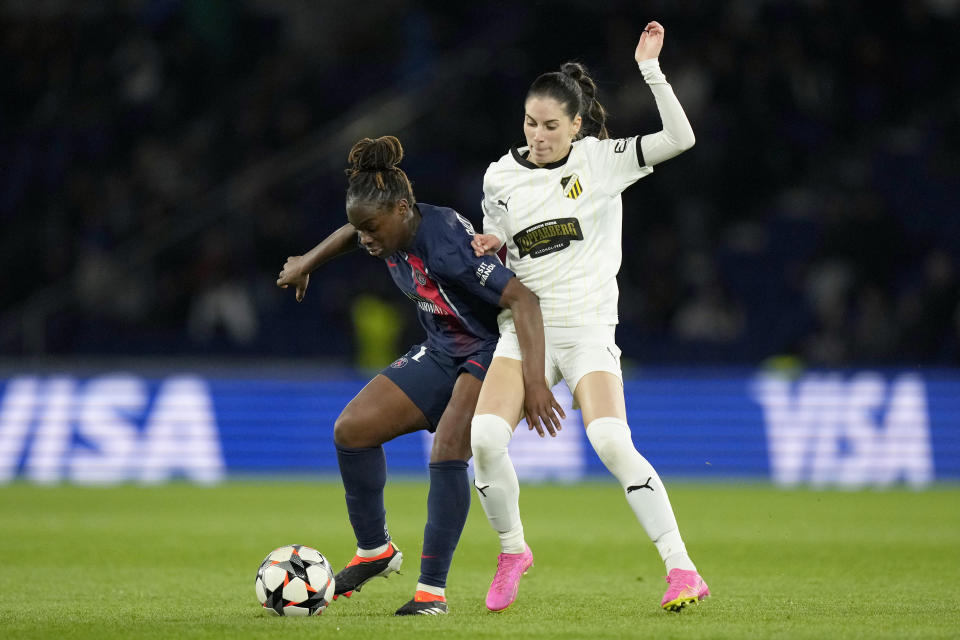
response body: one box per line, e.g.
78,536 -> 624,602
276,222 -> 358,302
634,21 -> 696,166
498,278 -> 566,437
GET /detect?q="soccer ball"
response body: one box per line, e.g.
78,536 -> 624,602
255,544 -> 336,616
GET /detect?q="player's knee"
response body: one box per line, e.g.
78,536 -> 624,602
470,414 -> 513,465
431,428 -> 472,463
430,441 -> 471,463
586,417 -> 634,469
333,410 -> 366,448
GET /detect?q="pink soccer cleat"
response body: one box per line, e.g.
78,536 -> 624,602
660,568 -> 710,611
485,545 -> 534,612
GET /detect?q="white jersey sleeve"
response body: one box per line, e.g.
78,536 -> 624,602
481,168 -> 509,247
637,58 -> 696,167
576,136 -> 653,196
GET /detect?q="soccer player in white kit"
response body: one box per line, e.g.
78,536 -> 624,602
469,21 -> 710,613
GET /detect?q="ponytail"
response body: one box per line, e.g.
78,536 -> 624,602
345,136 -> 415,209
559,62 -> 609,140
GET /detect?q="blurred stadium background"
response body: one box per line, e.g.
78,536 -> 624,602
1,0 -> 959,487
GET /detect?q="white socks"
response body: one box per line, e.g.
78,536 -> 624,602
416,582 -> 444,597
356,542 -> 390,557
471,412 -> 696,571
586,417 -> 696,572
471,413 -> 526,553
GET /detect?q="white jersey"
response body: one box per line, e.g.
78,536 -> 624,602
482,136 -> 653,328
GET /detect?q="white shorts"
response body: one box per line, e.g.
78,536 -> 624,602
492,324 -> 622,401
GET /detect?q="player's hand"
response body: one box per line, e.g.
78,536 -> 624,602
276,255 -> 310,302
635,21 -> 664,62
522,382 -> 566,438
472,233 -> 502,257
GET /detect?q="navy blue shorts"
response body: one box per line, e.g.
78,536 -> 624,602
380,343 -> 493,431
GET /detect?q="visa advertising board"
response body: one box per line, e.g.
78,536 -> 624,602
1,369 -> 957,487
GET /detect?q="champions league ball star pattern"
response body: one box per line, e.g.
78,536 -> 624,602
255,544 -> 336,616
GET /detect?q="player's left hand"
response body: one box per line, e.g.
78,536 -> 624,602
277,255 -> 310,302
635,21 -> 664,62
523,382 -> 566,438
471,233 -> 502,257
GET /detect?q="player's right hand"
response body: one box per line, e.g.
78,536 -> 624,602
523,382 -> 566,438
277,255 -> 310,302
635,21 -> 665,62
471,233 -> 502,257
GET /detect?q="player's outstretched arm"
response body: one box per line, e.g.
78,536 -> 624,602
499,277 -> 566,437
633,21 -> 695,166
277,223 -> 358,302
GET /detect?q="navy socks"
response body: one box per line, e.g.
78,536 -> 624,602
336,444 -> 390,549
419,460 -> 470,588
336,447 -> 469,587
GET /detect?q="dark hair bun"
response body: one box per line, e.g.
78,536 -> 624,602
560,61 -> 596,99
560,61 -> 586,81
347,136 -> 405,172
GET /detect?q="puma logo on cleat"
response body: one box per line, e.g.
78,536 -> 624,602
475,483 -> 490,497
627,477 -> 654,493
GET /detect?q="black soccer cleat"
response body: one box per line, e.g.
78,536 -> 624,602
333,542 -> 403,598
395,594 -> 448,616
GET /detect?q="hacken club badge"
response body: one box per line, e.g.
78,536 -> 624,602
560,173 -> 583,199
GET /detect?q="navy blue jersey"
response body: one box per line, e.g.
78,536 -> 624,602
384,203 -> 515,358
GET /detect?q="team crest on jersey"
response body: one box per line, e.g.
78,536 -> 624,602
390,357 -> 408,368
560,174 -> 583,199
414,270 -> 428,286
512,218 -> 583,258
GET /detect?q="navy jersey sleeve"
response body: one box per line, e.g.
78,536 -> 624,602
429,211 -> 515,308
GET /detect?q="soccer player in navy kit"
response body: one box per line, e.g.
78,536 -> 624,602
277,135 -> 563,615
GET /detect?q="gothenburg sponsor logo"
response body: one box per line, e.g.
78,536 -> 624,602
512,217 -> 583,258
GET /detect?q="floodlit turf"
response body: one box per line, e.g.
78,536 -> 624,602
1,481 -> 958,639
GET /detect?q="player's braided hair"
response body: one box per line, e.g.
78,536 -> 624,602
527,62 -> 609,140
345,136 -> 415,210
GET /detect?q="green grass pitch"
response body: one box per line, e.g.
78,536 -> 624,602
1,481 -> 958,639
